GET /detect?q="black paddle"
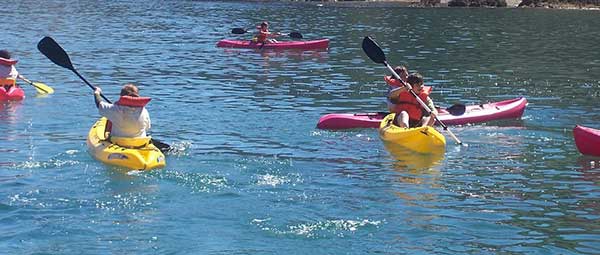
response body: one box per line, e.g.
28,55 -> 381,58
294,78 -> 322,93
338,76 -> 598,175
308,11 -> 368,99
37,36 -> 171,152
361,103 -> 466,118
444,104 -> 466,116
231,28 -> 303,39
362,36 -> 463,145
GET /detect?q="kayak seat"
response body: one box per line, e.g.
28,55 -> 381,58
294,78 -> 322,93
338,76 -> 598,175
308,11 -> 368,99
98,119 -> 151,149
110,136 -> 152,149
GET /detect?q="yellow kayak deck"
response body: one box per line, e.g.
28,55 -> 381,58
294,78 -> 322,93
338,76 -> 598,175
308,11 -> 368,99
86,117 -> 166,170
379,113 -> 446,154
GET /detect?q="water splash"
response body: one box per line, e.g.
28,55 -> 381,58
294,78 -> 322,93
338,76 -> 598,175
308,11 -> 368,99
252,218 -> 382,238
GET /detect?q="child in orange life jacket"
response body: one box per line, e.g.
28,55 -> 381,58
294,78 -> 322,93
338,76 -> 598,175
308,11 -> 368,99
254,21 -> 280,43
387,73 -> 437,128
94,84 -> 151,138
385,65 -> 409,111
0,50 -> 20,90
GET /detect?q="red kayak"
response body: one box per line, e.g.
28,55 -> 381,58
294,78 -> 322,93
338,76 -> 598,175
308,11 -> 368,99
317,97 -> 527,130
0,86 -> 25,101
574,125 -> 600,157
216,39 -> 329,50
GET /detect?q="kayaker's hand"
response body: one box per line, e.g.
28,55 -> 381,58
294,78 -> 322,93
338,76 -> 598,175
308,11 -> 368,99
94,87 -> 102,95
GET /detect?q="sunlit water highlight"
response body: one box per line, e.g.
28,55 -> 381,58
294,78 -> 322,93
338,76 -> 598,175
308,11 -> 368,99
0,1 -> 599,254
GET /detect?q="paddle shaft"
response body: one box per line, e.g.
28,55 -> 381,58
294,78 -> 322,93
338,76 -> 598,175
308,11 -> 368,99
232,28 -> 302,39
69,69 -> 112,103
17,75 -> 52,94
17,75 -> 34,85
384,62 -> 463,145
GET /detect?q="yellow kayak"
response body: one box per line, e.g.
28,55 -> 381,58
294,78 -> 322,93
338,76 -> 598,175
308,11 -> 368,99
86,117 -> 166,170
379,113 -> 446,154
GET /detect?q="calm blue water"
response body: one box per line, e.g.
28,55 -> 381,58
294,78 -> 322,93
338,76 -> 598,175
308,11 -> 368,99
1,1 -> 599,254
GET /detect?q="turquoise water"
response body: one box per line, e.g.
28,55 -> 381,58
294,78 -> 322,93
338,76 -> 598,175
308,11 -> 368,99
1,1 -> 599,254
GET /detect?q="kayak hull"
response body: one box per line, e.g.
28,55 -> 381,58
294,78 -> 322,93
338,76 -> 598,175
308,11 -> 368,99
0,86 -> 25,101
86,118 -> 166,170
379,113 -> 446,154
574,125 -> 600,157
216,39 -> 329,50
317,97 -> 527,130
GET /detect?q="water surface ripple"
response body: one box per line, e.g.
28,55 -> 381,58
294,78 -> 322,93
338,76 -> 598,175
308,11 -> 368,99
1,1 -> 599,254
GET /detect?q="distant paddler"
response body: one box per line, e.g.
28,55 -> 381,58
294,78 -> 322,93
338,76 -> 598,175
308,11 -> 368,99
0,49 -> 54,95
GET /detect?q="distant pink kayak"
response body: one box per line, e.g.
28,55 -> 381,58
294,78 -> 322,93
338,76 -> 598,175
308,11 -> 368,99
574,125 -> 600,157
317,97 -> 528,130
216,39 -> 329,50
0,86 -> 25,101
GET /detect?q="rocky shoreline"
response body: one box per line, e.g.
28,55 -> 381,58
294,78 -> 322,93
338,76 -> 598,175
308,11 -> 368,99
279,0 -> 600,10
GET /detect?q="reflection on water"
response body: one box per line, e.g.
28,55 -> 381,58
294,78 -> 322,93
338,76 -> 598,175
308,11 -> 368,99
577,156 -> 600,185
383,141 -> 445,172
0,101 -> 23,125
383,141 -> 444,208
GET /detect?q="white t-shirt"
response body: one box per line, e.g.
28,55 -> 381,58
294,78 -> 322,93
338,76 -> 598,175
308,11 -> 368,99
98,102 -> 151,138
0,64 -> 18,79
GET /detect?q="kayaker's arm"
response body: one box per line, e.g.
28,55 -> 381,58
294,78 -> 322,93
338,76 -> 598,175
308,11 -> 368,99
93,87 -> 103,108
426,97 -> 437,116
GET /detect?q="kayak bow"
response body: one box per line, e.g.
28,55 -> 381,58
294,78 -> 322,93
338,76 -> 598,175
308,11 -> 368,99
379,113 -> 446,154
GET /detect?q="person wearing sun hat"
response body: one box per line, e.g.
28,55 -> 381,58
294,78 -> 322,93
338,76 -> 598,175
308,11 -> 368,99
0,50 -> 20,90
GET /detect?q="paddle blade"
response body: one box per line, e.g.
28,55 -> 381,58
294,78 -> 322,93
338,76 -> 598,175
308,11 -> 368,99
37,36 -> 75,71
446,104 -> 466,116
231,28 -> 247,34
288,32 -> 303,39
362,36 -> 386,64
32,82 -> 54,94
151,139 -> 171,153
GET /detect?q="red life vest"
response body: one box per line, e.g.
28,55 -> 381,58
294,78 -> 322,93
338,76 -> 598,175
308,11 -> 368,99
0,78 -> 16,86
256,30 -> 268,42
389,86 -> 432,121
384,75 -> 403,88
115,95 -> 151,107
0,57 -> 17,66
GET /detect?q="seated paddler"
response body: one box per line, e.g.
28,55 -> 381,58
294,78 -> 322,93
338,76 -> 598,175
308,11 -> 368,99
93,84 -> 152,146
0,50 -> 20,90
387,73 -> 437,128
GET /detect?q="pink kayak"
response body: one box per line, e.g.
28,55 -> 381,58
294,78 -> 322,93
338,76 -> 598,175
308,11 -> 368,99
574,125 -> 600,157
317,97 -> 527,130
0,86 -> 25,101
216,39 -> 329,50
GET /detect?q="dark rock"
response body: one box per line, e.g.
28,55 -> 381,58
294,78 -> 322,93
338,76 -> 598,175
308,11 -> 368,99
448,0 -> 468,6
421,0 -> 442,6
449,0 -> 507,7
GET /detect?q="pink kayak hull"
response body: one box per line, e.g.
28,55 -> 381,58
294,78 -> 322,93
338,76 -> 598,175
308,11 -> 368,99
317,97 -> 528,130
0,86 -> 25,101
574,125 -> 600,157
216,39 -> 329,50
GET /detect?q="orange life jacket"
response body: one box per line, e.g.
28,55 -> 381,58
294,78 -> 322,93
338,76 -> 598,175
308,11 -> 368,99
0,78 -> 16,87
384,75 -> 403,88
256,30 -> 268,42
0,57 -> 17,66
115,95 -> 151,107
389,86 -> 432,121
